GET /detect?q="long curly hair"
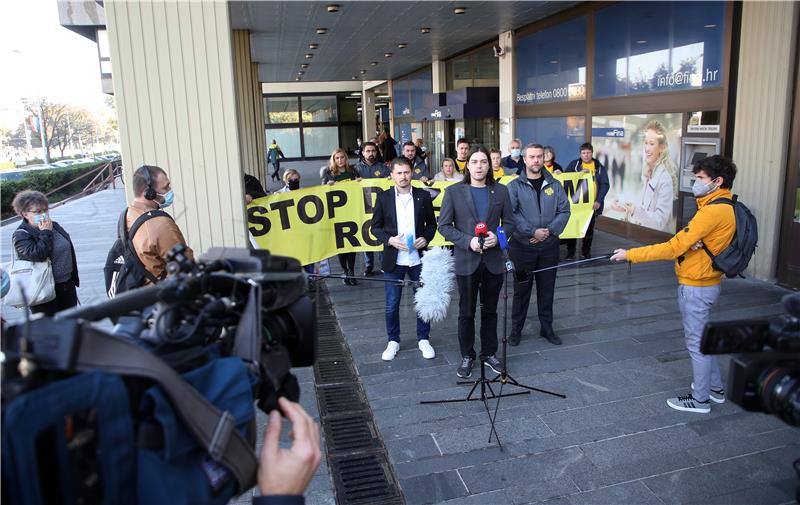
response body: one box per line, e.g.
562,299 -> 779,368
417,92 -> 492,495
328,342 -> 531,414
643,120 -> 678,198
327,148 -> 351,176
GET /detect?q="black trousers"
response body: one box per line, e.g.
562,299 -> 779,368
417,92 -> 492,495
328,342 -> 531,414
31,279 -> 78,317
337,252 -> 356,274
456,262 -> 503,360
510,240 -> 559,335
565,212 -> 596,256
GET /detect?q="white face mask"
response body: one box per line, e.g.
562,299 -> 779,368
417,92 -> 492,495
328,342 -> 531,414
691,178 -> 718,198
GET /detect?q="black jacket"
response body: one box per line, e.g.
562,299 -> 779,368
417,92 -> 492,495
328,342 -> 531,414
370,186 -> 437,273
564,157 -> 610,213
12,220 -> 80,287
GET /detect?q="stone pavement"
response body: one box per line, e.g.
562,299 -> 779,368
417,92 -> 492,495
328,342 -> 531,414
325,233 -> 798,505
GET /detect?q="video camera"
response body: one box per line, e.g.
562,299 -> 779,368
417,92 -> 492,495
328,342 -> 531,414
700,291 -> 800,427
1,247 -> 317,504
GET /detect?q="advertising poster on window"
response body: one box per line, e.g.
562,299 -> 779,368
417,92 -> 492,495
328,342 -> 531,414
592,113 -> 682,233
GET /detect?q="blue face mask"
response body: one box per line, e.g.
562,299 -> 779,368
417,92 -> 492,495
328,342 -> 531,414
511,148 -> 521,157
32,213 -> 48,225
158,190 -> 175,209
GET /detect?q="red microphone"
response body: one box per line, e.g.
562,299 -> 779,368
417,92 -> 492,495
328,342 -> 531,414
475,221 -> 488,252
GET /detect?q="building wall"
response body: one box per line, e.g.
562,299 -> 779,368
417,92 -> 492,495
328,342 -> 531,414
732,0 -> 798,279
233,30 -> 266,182
105,0 -> 248,251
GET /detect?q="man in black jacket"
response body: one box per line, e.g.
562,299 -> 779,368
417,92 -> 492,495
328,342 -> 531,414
563,142 -> 610,259
438,146 -> 516,378
370,157 -> 437,361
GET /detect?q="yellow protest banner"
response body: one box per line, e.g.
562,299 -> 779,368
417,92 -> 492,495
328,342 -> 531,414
247,173 -> 595,265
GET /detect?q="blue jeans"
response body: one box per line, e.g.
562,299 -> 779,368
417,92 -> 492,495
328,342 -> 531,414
364,251 -> 383,270
384,264 -> 430,342
678,284 -> 723,402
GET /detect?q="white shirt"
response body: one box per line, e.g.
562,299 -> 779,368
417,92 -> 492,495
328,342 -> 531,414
394,188 -> 420,267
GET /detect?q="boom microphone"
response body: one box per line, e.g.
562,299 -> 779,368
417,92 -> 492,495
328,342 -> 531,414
496,226 -> 514,272
414,247 -> 455,323
475,221 -> 488,252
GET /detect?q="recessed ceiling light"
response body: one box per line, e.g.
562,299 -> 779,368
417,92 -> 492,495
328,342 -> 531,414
453,7 -> 466,14
298,71 -> 305,75
704,24 -> 717,28
309,43 -> 319,49
384,52 -> 393,58
636,39 -> 647,44
420,27 -> 430,34
351,75 -> 358,79
295,77 -> 302,81
300,63 -> 309,68
350,92 -> 361,96
326,4 -> 339,12
315,27 -> 328,35
360,69 -> 367,74
397,43 -> 407,49
370,61 -> 378,66
304,53 -> 314,59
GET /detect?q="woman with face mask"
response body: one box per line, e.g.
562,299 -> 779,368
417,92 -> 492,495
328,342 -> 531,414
278,169 -> 301,192
10,190 -> 80,315
611,120 -> 677,232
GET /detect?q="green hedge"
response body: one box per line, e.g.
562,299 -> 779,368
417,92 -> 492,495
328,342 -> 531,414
1,163 -> 109,219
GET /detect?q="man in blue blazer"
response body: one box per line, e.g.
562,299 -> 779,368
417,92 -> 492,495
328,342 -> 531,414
371,157 -> 438,362
438,146 -> 517,379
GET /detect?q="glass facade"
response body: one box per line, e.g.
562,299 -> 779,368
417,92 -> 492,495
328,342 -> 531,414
392,70 -> 431,119
516,16 -> 587,105
266,128 -> 301,158
445,46 -> 499,90
593,1 -> 725,98
516,117 -> 586,166
302,126 -> 339,157
301,96 -> 337,122
265,96 -> 300,124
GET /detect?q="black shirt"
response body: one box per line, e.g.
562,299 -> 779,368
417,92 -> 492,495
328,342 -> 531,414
528,177 -> 544,193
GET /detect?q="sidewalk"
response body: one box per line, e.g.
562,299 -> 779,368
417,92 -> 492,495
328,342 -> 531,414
325,232 -> 798,504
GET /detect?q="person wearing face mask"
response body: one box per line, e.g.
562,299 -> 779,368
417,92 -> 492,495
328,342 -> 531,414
11,190 -> 80,315
277,169 -> 301,193
126,165 -> 193,284
610,155 -> 738,414
501,138 -> 526,175
610,120 -> 677,232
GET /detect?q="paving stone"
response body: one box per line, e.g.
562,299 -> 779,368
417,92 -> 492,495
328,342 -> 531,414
439,489 -> 512,505
432,415 -> 554,454
538,397 -> 655,435
385,434 -> 442,463
579,423 -> 706,468
400,471 -> 469,505
570,450 -> 701,491
502,477 -> 580,505
567,481 -> 662,505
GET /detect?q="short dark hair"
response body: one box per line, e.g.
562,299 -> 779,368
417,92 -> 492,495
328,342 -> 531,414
489,147 -> 501,155
391,156 -> 411,172
12,190 -> 48,216
133,165 -> 166,197
462,145 -> 495,185
693,155 -> 736,189
402,141 -> 416,148
457,138 -> 470,147
362,141 -> 377,150
580,142 -> 593,152
524,143 -> 544,156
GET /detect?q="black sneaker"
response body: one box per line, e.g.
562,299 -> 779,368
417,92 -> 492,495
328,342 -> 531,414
508,332 -> 521,347
456,357 -> 474,378
364,267 -> 374,276
565,254 -> 575,261
541,328 -> 562,345
484,355 -> 504,374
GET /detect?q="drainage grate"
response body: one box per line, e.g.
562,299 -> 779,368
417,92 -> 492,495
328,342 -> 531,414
324,414 -> 383,453
330,453 -> 403,505
318,384 -> 368,416
317,339 -> 348,358
315,359 -> 356,384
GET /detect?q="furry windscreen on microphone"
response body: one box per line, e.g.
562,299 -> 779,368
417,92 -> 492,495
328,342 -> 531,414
415,247 -> 455,323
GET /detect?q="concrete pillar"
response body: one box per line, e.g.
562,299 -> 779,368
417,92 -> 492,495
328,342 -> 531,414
233,30 -> 266,183
361,85 -> 377,141
431,60 -> 446,93
498,30 -> 516,153
731,1 -> 798,280
105,0 -> 248,251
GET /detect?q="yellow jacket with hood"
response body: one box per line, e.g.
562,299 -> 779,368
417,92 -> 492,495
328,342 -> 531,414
626,188 -> 736,287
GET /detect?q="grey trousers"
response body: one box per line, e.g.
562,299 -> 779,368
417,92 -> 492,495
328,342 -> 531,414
678,284 -> 724,402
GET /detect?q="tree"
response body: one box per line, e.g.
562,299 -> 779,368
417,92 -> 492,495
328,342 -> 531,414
22,98 -> 69,163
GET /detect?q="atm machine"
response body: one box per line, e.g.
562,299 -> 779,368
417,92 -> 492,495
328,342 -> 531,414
679,137 -> 722,227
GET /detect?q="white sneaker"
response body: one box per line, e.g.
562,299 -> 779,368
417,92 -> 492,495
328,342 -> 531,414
692,382 -> 726,404
418,339 -> 435,359
382,341 -> 400,361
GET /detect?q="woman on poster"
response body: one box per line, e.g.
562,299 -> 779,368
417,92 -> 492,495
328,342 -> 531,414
611,120 -> 677,232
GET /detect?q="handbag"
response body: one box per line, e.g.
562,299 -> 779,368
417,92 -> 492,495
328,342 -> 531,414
3,250 -> 56,308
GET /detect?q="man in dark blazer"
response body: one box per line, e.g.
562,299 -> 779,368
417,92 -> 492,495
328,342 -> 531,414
371,157 -> 437,362
438,146 -> 516,379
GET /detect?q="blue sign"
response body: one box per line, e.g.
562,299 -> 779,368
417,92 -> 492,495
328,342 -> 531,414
591,128 -> 625,138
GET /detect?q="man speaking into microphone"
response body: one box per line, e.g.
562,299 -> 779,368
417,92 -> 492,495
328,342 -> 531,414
438,146 -> 516,379
506,143 -> 570,346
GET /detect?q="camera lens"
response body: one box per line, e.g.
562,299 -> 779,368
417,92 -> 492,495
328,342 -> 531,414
759,366 -> 800,427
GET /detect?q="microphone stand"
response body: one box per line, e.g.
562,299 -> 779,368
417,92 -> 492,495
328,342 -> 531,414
306,273 -> 420,287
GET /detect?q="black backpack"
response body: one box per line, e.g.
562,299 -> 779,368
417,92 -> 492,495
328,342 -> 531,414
104,209 -> 172,298
702,195 -> 758,278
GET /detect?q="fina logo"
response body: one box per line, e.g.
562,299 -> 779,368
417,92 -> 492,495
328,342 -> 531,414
402,107 -> 411,115
430,109 -> 442,118
606,129 -> 624,137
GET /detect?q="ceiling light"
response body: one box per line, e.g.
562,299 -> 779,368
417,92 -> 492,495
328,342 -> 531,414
550,59 -> 558,64
304,53 -> 314,59
350,92 -> 361,96
636,39 -> 647,44
704,24 -> 717,28
397,43 -> 407,49
453,7 -> 466,14
315,27 -> 328,35
384,52 -> 393,58
309,43 -> 319,49
360,69 -> 367,74
370,61 -> 378,66
298,71 -> 305,75
351,75 -> 358,79
295,77 -> 302,81
420,27 -> 430,34
326,4 -> 339,12
300,63 -> 309,68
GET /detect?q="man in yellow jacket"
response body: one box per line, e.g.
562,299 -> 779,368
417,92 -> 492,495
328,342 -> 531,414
610,155 -> 737,413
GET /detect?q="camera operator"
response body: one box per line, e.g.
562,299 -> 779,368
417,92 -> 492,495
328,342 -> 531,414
255,398 -> 321,504
611,155 -> 737,413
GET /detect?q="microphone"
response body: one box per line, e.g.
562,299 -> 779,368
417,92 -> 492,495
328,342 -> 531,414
496,226 -> 514,272
475,221 -> 488,253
